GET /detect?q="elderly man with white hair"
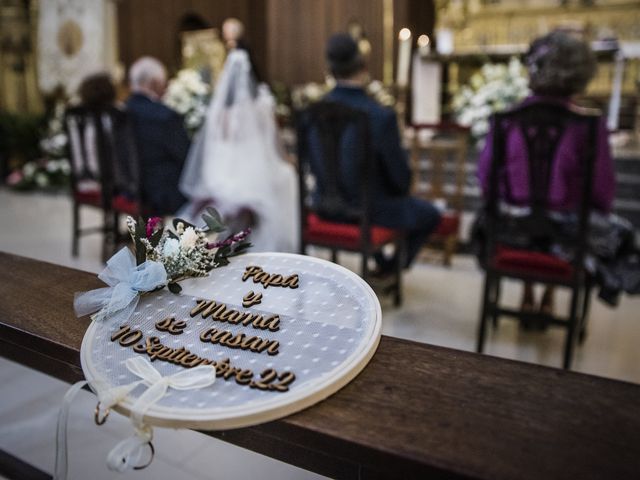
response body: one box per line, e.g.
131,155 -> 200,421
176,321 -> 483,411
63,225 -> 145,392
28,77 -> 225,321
126,56 -> 190,215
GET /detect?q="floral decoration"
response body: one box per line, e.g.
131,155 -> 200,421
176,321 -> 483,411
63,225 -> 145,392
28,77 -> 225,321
126,207 -> 251,294
7,101 -> 71,190
451,57 -> 530,141
290,77 -> 396,110
163,69 -> 211,136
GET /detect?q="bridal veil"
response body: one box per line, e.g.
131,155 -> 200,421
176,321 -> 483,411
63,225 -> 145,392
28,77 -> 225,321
179,50 -> 299,253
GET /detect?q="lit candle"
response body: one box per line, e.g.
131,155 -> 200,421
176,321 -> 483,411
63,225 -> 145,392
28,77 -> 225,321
396,28 -> 412,87
417,34 -> 431,56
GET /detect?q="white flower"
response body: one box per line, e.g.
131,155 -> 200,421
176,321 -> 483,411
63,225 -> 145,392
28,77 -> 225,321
23,162 -> 36,178
163,238 -> 180,258
60,159 -> 71,174
451,56 -> 530,141
45,160 -> 59,172
35,172 -> 49,187
52,133 -> 67,149
368,80 -> 383,94
179,227 -> 199,249
162,68 -> 209,132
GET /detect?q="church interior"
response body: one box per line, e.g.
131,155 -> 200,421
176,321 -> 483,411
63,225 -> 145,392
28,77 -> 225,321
1,1 -> 640,479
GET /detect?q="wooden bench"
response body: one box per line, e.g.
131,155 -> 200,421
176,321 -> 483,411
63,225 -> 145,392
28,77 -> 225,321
1,252 -> 639,479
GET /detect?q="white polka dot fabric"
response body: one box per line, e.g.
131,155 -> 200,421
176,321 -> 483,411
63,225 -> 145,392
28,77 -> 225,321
81,253 -> 381,428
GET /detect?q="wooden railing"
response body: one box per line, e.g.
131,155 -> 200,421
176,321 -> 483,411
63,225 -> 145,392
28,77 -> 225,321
1,252 -> 639,480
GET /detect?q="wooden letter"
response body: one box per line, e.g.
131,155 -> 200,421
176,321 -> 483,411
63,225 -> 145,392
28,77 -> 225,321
110,325 -> 130,342
242,290 -> 263,308
155,316 -> 187,335
190,299 -> 211,317
235,369 -> 254,385
242,265 -> 263,282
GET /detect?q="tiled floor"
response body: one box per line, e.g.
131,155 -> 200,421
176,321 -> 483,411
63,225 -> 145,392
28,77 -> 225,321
1,188 -> 639,479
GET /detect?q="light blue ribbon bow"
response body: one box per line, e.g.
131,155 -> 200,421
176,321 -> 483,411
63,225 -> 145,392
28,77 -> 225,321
74,247 -> 167,324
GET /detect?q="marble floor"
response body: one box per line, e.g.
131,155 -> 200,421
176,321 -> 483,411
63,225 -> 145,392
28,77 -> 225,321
1,188 -> 639,479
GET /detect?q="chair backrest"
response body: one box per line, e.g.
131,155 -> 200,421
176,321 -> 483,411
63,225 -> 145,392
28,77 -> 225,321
484,101 -> 601,273
296,100 -> 374,238
65,106 -> 139,208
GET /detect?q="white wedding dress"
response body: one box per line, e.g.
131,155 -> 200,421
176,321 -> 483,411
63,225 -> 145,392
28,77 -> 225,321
179,50 -> 299,252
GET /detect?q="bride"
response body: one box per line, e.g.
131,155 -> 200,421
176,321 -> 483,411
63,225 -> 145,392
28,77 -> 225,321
179,49 -> 299,253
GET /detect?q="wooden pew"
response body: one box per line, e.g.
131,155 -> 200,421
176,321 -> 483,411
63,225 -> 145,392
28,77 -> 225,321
1,251 -> 639,480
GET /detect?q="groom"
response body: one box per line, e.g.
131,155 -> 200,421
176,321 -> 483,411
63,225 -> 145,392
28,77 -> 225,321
126,56 -> 190,216
318,34 -> 441,272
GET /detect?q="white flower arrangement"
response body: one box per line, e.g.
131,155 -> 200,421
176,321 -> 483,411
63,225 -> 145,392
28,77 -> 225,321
126,209 -> 251,293
7,101 -> 71,190
291,77 -> 396,110
452,57 -> 530,141
291,81 -> 328,110
366,80 -> 395,107
163,69 -> 211,136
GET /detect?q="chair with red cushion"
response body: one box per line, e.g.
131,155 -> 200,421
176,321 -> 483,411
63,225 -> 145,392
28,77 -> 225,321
476,102 -> 600,369
296,101 -> 406,306
66,106 -> 142,262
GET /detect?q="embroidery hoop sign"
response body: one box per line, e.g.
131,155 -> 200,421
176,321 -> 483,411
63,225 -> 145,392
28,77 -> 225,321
80,253 -> 381,430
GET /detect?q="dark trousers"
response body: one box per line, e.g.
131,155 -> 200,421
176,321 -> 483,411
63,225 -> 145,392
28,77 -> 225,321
372,196 -> 442,269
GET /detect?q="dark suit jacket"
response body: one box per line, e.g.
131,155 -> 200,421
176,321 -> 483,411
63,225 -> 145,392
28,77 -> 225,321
323,85 -> 411,201
125,93 -> 190,215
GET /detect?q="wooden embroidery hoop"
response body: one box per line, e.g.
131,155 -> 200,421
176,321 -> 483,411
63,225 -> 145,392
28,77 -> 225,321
80,253 -> 382,430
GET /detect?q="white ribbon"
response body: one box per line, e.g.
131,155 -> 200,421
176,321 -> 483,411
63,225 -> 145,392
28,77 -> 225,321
74,247 -> 167,324
54,380 -> 87,480
54,358 -> 216,479
118,357 -> 217,428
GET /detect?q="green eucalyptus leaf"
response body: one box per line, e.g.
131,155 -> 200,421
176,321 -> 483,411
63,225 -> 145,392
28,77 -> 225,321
227,241 -> 252,257
133,217 -> 148,265
172,217 -> 197,230
204,207 -> 223,224
134,217 -> 146,238
135,239 -> 146,265
149,227 -> 163,248
202,213 -> 226,233
234,241 -> 252,252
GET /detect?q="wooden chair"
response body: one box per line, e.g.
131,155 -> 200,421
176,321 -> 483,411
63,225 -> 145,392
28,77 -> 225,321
296,101 -> 405,306
66,106 -> 141,262
476,102 -> 600,369
409,123 -> 469,266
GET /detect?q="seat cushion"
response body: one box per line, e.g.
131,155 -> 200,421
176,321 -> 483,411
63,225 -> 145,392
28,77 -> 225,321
74,189 -> 102,207
305,213 -> 399,250
433,211 -> 460,236
112,195 -> 140,215
492,246 -> 573,281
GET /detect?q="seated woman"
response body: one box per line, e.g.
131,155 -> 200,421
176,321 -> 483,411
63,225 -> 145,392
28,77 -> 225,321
476,30 -> 616,318
70,72 -> 138,200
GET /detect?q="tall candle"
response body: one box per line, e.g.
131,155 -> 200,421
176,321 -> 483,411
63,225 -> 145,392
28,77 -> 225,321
396,28 -> 412,87
417,34 -> 431,56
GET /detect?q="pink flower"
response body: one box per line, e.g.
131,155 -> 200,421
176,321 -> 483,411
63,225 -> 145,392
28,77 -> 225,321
146,217 -> 163,238
6,170 -> 24,186
206,228 -> 251,249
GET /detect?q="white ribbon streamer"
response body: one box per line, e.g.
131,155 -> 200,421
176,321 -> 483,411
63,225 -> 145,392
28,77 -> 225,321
54,380 -> 87,480
106,424 -> 154,473
73,247 -> 167,324
54,358 -> 216,479
119,357 -> 217,428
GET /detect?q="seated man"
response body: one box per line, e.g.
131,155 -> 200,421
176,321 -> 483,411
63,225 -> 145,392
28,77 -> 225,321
314,33 -> 441,272
126,56 -> 190,215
